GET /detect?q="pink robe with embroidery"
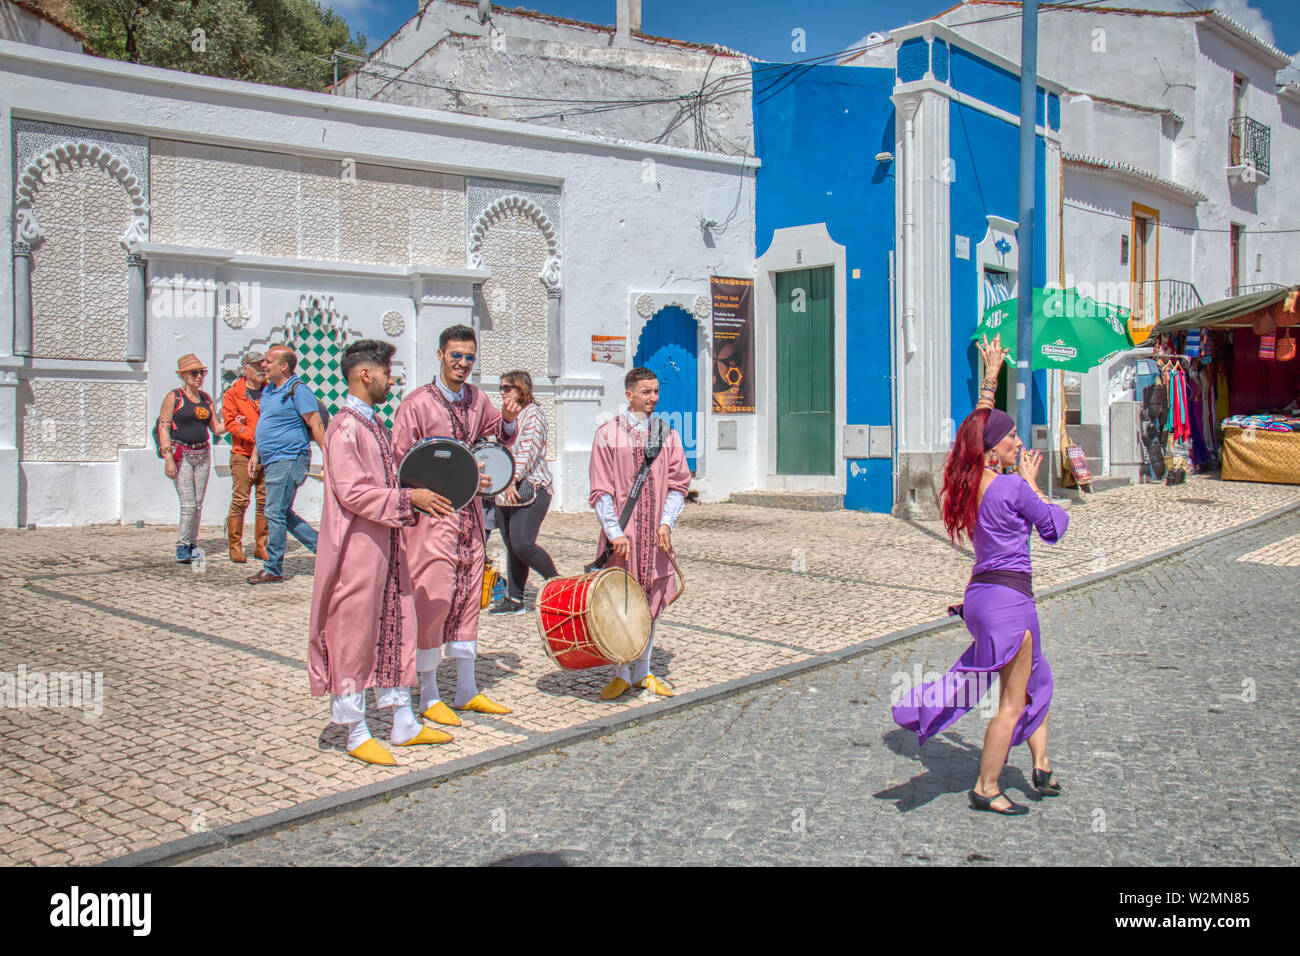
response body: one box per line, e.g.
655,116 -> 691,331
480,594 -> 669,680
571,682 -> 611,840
308,407 -> 418,697
392,382 -> 507,650
588,416 -> 691,619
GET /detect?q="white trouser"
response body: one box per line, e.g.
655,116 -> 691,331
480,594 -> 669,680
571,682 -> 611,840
330,686 -> 411,724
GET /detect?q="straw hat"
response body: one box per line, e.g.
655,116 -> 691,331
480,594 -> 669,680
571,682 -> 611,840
176,353 -> 206,373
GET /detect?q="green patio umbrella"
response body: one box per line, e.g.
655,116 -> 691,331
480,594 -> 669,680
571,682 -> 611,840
973,288 -> 1133,372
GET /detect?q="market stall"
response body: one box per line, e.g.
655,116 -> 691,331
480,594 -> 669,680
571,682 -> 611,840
1153,287 -> 1300,485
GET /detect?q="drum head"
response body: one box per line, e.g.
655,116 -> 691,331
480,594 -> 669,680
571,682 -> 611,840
472,439 -> 515,497
586,568 -> 651,664
399,438 -> 478,511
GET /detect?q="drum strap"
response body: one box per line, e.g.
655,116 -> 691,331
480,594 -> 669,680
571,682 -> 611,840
585,451 -> 656,573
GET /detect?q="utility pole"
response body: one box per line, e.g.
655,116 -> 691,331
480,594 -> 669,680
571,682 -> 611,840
1016,0 -> 1038,446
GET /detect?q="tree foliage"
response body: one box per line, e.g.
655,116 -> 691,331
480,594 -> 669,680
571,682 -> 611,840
69,0 -> 367,91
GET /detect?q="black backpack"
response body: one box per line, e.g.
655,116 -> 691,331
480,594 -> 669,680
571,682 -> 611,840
288,381 -> 331,430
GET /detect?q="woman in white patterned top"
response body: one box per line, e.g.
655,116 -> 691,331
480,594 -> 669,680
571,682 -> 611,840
489,371 -> 560,614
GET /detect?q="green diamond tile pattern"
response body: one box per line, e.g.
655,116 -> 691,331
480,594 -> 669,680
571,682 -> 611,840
288,298 -> 401,430
219,300 -> 403,446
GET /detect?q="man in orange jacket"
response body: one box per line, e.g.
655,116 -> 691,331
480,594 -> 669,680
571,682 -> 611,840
223,351 -> 268,563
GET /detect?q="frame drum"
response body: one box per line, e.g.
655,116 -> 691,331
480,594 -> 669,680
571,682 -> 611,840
471,437 -> 515,498
398,437 -> 479,511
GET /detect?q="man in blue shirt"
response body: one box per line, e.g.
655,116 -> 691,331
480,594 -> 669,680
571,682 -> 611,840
247,344 -> 325,583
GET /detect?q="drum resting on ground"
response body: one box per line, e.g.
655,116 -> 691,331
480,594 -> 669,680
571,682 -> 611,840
536,568 -> 651,670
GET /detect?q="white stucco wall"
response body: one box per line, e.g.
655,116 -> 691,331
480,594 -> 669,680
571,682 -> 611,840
0,39 -> 756,527
940,5 -> 1300,302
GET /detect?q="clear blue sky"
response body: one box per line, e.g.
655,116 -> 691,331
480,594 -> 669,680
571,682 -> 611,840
327,1 -> 1300,62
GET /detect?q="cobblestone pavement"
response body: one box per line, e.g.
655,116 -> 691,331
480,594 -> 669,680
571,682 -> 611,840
188,506 -> 1300,867
1,475 -> 1297,864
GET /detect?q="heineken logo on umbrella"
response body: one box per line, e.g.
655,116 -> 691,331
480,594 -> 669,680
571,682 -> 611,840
1041,340 -> 1079,361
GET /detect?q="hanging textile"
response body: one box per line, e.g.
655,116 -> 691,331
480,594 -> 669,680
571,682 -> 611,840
1260,331 -> 1277,361
1185,328 -> 1202,359
1167,366 -> 1191,441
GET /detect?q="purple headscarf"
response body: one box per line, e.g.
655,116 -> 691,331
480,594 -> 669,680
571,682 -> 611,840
982,409 -> 1015,451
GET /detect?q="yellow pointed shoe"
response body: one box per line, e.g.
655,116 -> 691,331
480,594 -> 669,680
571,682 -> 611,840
600,677 -> 631,701
637,675 -> 675,697
394,725 -> 453,746
455,693 -> 513,715
421,700 -> 462,727
346,737 -> 397,766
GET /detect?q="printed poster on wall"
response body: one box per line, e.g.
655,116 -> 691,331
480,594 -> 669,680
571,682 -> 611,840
591,335 -> 626,365
710,275 -> 755,413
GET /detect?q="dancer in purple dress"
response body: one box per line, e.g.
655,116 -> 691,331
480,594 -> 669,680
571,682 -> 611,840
893,361 -> 1068,813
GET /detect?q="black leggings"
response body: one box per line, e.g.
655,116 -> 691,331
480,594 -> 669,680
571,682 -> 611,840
498,485 -> 559,599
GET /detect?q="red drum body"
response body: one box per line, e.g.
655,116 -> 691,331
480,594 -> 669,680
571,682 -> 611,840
536,568 -> 651,670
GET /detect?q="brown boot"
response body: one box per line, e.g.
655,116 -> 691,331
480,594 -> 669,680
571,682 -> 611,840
253,512 -> 268,561
228,515 -> 247,563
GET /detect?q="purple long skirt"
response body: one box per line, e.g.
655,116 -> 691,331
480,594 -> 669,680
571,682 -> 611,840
891,582 -> 1053,753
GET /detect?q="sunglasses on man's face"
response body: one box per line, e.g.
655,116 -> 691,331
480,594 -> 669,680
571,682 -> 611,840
447,351 -> 476,364
187,370 -> 206,377
499,384 -> 515,393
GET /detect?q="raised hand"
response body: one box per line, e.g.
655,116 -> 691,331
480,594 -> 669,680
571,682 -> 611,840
1018,448 -> 1043,488
501,394 -> 522,423
978,333 -> 1011,374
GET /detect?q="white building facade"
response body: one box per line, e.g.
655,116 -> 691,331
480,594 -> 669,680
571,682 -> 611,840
933,1 -> 1300,475
1,38 -> 756,528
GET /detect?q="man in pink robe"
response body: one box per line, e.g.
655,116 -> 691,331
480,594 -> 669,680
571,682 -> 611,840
392,325 -> 520,724
309,339 -> 455,766
589,367 -> 692,700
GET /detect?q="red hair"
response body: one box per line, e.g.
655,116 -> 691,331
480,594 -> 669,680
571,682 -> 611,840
941,408 -> 991,545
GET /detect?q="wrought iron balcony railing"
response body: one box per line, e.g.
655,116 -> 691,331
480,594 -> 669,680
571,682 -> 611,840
1226,281 -> 1286,298
1228,115 -> 1270,175
1130,278 -> 1204,326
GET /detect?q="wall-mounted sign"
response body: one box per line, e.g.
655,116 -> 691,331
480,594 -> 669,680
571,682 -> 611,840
591,335 -> 625,365
710,275 -> 755,413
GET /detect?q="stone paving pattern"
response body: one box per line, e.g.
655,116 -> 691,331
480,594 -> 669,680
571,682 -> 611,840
192,508 -> 1300,866
0,475 -> 1297,864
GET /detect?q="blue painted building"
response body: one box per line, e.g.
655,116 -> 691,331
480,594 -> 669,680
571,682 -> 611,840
751,22 -> 1063,517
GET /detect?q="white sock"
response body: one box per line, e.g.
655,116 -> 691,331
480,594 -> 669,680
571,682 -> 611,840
615,664 -> 631,683
346,720 -> 371,751
390,704 -> 422,744
453,657 -> 479,707
631,621 -> 656,684
417,646 -> 443,711
418,671 -> 441,712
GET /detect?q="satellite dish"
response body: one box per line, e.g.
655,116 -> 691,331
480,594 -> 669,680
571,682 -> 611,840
476,1 -> 491,24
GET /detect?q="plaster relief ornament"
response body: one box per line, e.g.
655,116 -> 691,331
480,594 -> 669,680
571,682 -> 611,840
694,295 -> 712,319
382,310 -> 405,336
636,294 -> 656,318
14,140 -> 149,249
221,303 -> 251,330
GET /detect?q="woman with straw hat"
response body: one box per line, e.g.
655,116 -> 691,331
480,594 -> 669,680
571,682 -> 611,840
157,353 -> 230,563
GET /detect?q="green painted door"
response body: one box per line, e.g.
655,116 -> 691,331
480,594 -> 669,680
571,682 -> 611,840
776,267 -> 834,475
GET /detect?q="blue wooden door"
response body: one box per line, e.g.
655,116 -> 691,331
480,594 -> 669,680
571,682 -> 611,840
633,306 -> 698,472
